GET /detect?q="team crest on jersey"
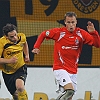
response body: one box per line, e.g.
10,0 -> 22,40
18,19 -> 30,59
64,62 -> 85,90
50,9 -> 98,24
72,0 -> 99,14
75,37 -> 79,45
6,51 -> 11,55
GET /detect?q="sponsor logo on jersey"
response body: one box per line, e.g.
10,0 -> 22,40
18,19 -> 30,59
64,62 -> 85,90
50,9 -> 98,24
72,0 -> 99,14
62,45 -> 79,50
6,51 -> 21,55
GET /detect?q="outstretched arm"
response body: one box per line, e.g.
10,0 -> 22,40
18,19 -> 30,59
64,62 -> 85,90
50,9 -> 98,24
32,28 -> 60,54
32,31 -> 46,54
87,21 -> 100,47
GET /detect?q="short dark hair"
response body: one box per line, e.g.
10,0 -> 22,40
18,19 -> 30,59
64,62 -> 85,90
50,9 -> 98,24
2,23 -> 17,36
64,12 -> 77,21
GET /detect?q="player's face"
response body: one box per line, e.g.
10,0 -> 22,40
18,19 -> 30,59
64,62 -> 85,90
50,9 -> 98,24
7,30 -> 18,43
65,16 -> 77,32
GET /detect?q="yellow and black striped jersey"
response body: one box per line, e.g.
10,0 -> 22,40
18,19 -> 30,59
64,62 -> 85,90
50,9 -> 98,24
0,33 -> 26,74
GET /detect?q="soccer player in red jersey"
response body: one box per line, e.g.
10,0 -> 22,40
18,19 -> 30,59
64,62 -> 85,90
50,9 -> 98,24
32,12 -> 100,100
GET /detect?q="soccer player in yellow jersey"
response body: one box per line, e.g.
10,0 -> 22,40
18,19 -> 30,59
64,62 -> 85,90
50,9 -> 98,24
0,23 -> 30,100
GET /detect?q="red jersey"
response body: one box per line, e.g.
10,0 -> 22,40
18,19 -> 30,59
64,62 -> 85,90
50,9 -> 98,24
34,27 -> 100,74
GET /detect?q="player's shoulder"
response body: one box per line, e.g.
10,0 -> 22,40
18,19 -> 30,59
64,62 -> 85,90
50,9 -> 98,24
0,36 -> 6,42
18,33 -> 26,39
18,33 -> 26,42
0,36 -> 7,47
76,27 -> 87,33
18,33 -> 26,37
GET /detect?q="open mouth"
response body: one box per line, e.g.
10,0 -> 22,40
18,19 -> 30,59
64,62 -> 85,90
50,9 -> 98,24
70,28 -> 73,30
70,28 -> 73,31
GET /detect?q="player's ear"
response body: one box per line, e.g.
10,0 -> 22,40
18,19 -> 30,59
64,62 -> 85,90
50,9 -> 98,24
64,20 -> 66,25
5,35 -> 8,39
64,19 -> 66,25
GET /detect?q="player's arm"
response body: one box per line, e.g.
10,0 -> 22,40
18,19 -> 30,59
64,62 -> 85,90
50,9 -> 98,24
32,28 -> 60,54
89,31 -> 100,47
87,21 -> 100,47
0,57 -> 17,64
23,41 -> 30,62
32,31 -> 46,54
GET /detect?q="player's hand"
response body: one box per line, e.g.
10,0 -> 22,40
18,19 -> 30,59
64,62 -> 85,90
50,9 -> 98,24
87,21 -> 95,33
32,48 -> 40,54
9,57 -> 18,64
24,55 -> 30,62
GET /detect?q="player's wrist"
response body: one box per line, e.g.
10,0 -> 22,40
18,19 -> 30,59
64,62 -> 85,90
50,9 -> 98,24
25,55 -> 29,59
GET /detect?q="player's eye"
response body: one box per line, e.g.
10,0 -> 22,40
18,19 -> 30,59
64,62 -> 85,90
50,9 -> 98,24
10,36 -> 15,38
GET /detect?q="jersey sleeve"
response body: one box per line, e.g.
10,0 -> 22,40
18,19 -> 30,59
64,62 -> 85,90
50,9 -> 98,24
34,28 -> 60,49
89,31 -> 100,47
82,29 -> 100,47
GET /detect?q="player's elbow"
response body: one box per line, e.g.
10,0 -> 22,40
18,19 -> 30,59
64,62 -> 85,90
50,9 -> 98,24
94,43 -> 100,48
93,38 -> 100,48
